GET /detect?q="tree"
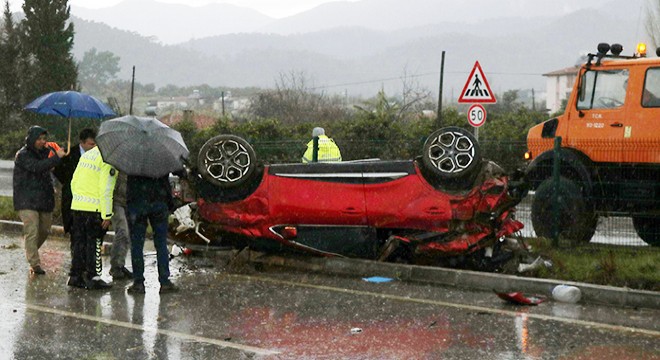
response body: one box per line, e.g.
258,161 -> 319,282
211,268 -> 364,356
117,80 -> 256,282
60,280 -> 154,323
78,48 -> 120,94
21,0 -> 77,101
248,71 -> 346,124
0,0 -> 22,126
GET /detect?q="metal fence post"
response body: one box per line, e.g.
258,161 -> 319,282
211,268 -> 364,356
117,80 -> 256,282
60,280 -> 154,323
552,136 -> 562,246
312,136 -> 319,162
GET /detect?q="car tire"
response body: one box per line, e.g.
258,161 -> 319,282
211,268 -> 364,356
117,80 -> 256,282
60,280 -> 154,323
531,177 -> 597,243
632,216 -> 660,246
198,134 -> 257,188
421,127 -> 482,190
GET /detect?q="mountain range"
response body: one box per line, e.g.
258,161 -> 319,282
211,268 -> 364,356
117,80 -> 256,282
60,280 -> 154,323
68,0 -> 645,99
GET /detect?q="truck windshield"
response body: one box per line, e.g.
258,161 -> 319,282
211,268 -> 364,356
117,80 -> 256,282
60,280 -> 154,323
577,69 -> 629,110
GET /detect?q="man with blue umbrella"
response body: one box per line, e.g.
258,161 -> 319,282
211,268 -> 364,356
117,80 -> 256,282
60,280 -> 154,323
13,126 -> 66,275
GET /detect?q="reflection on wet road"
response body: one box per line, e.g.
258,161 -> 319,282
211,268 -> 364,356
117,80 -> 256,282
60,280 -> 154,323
0,234 -> 658,359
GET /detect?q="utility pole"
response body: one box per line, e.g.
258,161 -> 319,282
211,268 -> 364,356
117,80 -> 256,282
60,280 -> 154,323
436,51 -> 446,129
221,91 -> 225,117
129,66 -> 135,115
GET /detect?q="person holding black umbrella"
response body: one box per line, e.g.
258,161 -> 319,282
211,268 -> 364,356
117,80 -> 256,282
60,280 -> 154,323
13,126 -> 66,275
95,115 -> 188,295
126,174 -> 178,294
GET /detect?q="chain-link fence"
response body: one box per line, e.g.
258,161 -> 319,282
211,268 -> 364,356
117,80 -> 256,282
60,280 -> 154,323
246,137 -> 658,249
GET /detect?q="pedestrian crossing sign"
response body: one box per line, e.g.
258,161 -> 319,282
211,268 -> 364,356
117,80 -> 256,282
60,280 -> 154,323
458,61 -> 497,103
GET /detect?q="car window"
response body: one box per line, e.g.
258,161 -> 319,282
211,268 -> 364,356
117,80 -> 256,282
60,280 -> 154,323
642,67 -> 660,107
577,69 -> 629,110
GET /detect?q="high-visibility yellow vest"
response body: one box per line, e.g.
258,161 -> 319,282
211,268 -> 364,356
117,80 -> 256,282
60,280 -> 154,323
70,146 -> 117,219
302,135 -> 342,163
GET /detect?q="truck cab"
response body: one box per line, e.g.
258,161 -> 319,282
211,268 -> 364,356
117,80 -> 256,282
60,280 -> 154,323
525,42 -> 660,246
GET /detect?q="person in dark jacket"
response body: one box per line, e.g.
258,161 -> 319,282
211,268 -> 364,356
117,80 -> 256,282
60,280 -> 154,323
126,174 -> 178,294
13,126 -> 66,274
52,128 -> 97,234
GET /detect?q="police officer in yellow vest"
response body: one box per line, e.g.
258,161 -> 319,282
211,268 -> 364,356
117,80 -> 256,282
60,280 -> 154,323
68,146 -> 117,289
302,127 -> 342,163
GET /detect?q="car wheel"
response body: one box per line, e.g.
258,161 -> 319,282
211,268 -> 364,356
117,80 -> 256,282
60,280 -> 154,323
422,127 -> 482,183
531,177 -> 597,243
198,134 -> 257,188
632,216 -> 660,246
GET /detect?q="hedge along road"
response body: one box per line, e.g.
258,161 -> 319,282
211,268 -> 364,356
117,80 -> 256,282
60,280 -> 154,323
0,233 -> 658,359
0,159 -> 649,246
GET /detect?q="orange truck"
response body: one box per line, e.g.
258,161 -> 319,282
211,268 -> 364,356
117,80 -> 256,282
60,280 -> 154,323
525,42 -> 659,246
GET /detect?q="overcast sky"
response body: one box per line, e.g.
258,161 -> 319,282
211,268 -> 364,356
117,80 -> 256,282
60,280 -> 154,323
8,0 -> 359,18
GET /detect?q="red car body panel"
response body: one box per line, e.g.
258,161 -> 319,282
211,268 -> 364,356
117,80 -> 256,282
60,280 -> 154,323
196,161 -> 523,257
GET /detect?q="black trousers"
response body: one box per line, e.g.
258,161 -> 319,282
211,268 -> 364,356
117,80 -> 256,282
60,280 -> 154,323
70,211 -> 106,279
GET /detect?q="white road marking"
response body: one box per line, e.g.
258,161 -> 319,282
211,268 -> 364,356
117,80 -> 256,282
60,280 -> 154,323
24,303 -> 280,356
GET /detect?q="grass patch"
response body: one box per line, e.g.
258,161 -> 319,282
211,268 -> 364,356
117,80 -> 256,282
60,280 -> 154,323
524,237 -> 660,291
0,197 -> 19,221
0,195 -> 62,224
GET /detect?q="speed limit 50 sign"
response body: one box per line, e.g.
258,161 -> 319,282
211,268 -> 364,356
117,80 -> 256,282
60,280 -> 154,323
467,104 -> 486,127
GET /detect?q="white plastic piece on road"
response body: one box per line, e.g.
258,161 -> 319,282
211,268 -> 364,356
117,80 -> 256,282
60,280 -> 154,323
552,285 -> 582,303
173,204 -> 196,234
171,244 -> 183,257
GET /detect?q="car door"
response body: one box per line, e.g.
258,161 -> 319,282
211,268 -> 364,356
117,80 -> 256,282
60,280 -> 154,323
570,68 -> 629,163
267,163 -> 367,226
363,161 -> 454,232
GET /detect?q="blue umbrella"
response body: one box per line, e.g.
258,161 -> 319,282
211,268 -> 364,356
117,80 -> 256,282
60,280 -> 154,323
24,90 -> 116,154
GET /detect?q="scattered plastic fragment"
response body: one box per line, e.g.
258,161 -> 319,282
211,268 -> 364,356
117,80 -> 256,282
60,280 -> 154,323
552,285 -> 581,303
170,244 -> 192,259
350,328 -> 363,334
517,256 -> 553,273
362,276 -> 394,283
495,290 -> 547,305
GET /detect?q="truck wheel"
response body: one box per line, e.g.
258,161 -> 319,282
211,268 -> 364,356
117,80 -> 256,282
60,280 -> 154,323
632,216 -> 660,246
531,177 -> 597,243
421,127 -> 482,187
198,135 -> 257,188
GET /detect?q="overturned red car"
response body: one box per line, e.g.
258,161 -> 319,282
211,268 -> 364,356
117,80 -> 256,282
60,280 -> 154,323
170,127 -> 529,270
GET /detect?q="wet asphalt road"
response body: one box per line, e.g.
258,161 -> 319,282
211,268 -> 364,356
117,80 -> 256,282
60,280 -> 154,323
0,232 -> 659,360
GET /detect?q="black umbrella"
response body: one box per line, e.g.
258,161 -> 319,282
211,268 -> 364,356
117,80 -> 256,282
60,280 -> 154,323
96,115 -> 189,178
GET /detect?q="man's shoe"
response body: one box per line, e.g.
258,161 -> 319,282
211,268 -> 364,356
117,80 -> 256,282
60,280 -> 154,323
127,282 -> 146,294
85,276 -> 112,290
110,267 -> 133,280
159,282 -> 179,294
67,276 -> 86,288
30,266 -> 46,275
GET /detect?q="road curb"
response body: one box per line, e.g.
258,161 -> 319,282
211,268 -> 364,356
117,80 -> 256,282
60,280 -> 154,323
2,220 -> 658,310
245,252 -> 660,310
0,220 -> 111,240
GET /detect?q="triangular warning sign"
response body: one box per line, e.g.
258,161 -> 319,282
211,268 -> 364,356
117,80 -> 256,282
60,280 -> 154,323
458,61 -> 497,103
